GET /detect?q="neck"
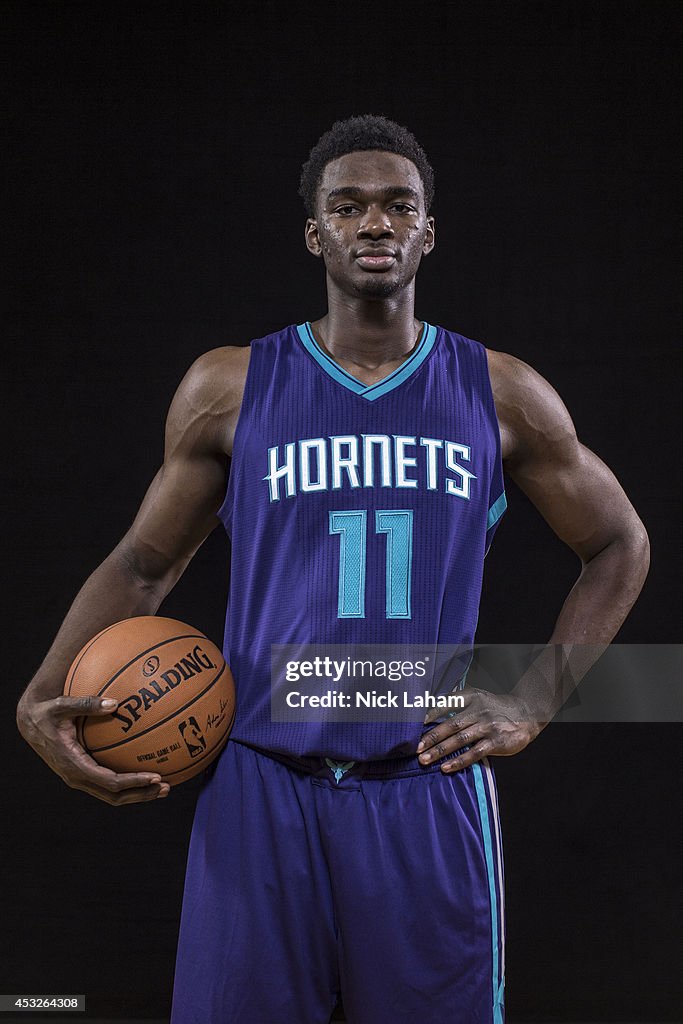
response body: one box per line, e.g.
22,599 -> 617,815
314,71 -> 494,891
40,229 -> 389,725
314,285 -> 422,368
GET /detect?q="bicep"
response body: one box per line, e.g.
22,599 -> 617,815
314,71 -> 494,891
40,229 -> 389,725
498,355 -> 643,563
509,437 -> 637,562
121,452 -> 227,583
116,354 -> 231,583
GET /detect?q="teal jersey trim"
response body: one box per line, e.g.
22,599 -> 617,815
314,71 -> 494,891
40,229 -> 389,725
473,763 -> 504,1024
295,321 -> 438,401
487,491 -> 507,531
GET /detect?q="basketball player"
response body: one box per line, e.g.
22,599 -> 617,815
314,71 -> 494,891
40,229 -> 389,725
17,115 -> 649,1023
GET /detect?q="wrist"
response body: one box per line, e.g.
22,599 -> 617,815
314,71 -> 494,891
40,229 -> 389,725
510,691 -> 550,741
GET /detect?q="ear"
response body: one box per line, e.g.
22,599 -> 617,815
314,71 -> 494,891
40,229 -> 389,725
305,218 -> 323,258
423,216 -> 436,255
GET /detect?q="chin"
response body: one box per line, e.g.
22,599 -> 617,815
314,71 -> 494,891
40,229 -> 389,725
352,276 -> 405,299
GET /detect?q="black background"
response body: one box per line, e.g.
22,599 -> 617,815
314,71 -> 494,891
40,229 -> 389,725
3,1 -> 681,1021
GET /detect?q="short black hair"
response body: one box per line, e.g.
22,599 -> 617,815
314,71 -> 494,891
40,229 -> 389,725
298,113 -> 435,219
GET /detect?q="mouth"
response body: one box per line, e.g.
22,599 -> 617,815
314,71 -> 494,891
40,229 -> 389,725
355,254 -> 396,270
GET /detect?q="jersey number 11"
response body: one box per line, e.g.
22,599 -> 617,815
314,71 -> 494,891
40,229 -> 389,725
329,509 -> 413,620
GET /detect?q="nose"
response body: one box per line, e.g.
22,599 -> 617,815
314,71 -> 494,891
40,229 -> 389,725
357,203 -> 394,238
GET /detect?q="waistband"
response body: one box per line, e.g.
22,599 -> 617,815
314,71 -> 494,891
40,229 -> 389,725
232,740 -> 468,781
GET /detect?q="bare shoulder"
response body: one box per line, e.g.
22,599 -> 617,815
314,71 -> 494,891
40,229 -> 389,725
485,348 -> 578,466
178,344 -> 250,411
167,345 -> 251,457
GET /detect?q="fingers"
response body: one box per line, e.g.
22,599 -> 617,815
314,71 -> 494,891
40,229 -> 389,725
27,695 -> 172,805
422,685 -> 475,727
417,694 -> 491,771
417,718 -> 485,765
75,779 -> 172,806
417,712 -> 479,754
51,695 -> 118,717
416,689 -> 538,771
63,758 -> 172,804
440,740 -> 493,773
60,739 -> 172,804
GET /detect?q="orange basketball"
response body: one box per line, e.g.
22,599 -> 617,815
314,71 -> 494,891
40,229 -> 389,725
64,616 -> 235,786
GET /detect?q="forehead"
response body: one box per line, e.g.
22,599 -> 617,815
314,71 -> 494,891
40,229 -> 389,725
318,150 -> 423,201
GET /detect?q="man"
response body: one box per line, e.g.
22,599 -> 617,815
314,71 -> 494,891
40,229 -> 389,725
17,114 -> 649,1023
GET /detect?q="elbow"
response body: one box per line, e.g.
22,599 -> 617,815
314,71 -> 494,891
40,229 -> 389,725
587,517 -> 650,586
619,517 -> 650,588
632,517 -> 650,569
112,536 -> 178,596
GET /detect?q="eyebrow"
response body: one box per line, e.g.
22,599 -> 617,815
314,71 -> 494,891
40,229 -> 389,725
325,186 -> 421,203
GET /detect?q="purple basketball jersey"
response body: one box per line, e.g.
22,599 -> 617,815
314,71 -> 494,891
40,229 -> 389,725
218,320 -> 506,760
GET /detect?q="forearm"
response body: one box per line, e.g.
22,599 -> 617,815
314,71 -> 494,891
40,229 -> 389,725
549,529 -> 650,644
19,546 -> 172,706
512,530 -> 650,731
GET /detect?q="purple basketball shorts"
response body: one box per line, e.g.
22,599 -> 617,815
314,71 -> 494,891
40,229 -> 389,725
170,740 -> 505,1024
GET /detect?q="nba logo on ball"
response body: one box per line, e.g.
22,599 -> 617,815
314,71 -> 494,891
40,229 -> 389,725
179,717 -> 208,758
65,616 -> 236,786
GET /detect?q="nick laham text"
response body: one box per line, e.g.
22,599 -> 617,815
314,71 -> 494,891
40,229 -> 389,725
285,690 -> 465,710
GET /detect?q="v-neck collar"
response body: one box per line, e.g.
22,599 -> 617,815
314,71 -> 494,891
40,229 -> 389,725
295,321 -> 439,401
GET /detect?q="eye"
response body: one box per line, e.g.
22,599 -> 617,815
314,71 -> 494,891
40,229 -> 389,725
390,204 -> 415,213
334,205 -> 358,215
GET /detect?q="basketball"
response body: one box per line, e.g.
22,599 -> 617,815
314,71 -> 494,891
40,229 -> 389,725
64,616 -> 235,786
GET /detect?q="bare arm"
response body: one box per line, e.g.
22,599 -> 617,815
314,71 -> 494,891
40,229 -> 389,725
16,344 -> 249,804
493,349 -> 650,646
418,349 -> 650,770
